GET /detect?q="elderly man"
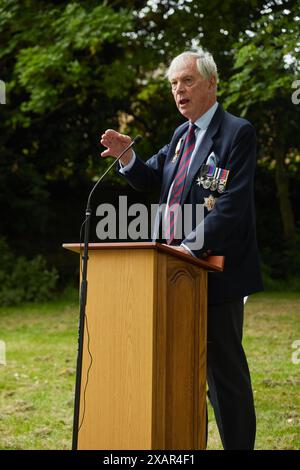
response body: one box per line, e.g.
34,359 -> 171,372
100,50 -> 263,450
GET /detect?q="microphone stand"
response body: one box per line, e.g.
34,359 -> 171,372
72,136 -> 142,449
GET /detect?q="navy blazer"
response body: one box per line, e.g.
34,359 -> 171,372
119,104 -> 263,303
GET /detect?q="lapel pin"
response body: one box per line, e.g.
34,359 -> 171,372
171,137 -> 184,163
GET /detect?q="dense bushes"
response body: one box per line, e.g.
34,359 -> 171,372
260,240 -> 300,292
0,237 -> 58,306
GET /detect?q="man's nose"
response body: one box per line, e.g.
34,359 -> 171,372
175,81 -> 186,93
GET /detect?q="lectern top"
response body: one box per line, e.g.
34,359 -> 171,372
63,242 -> 224,272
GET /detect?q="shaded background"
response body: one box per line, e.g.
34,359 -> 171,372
0,0 -> 299,301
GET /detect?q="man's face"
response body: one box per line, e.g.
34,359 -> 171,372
169,58 -> 216,122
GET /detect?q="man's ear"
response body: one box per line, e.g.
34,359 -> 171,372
209,75 -> 217,91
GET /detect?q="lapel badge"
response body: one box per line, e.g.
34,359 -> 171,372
171,137 -> 184,163
204,194 -> 217,211
206,151 -> 219,166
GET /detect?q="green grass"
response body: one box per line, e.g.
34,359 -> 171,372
0,292 -> 78,450
207,292 -> 300,450
0,291 -> 299,450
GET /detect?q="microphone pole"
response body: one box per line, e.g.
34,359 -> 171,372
72,135 -> 142,450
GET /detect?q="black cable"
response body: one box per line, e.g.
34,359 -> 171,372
77,313 -> 93,432
77,215 -> 93,432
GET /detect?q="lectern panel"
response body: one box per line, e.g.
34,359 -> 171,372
78,249 -> 155,449
152,255 -> 207,450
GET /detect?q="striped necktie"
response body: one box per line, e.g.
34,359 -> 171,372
166,123 -> 197,244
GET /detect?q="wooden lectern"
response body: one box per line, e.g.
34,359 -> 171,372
63,242 -> 223,450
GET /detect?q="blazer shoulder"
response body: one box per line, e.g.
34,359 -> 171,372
223,109 -> 255,133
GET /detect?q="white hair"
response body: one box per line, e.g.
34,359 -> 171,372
166,49 -> 218,82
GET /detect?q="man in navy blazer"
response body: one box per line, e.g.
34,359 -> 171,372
101,50 -> 263,450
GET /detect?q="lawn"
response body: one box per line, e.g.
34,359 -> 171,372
0,291 -> 299,450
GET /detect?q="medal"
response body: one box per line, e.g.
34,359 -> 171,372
217,168 -> 230,193
211,167 -> 221,192
202,177 -> 212,189
197,164 -> 230,193
217,180 -> 226,193
199,165 -> 209,188
210,179 -> 217,191
203,194 -> 217,211
201,164 -> 215,189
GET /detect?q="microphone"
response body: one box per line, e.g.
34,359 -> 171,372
132,135 -> 143,145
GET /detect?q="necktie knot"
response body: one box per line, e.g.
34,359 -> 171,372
187,123 -> 197,140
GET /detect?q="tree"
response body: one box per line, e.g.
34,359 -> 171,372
0,0 -> 134,255
223,0 -> 300,247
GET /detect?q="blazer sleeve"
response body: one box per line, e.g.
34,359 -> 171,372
118,144 -> 170,193
183,123 -> 257,257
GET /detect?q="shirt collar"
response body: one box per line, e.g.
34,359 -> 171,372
193,101 -> 219,131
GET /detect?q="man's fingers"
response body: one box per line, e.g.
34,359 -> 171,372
100,129 -> 132,159
102,131 -> 131,145
101,130 -> 116,145
103,129 -> 118,138
100,149 -> 112,157
101,136 -> 123,149
162,244 -> 191,256
100,136 -> 112,146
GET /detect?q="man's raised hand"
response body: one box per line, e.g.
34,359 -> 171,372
100,129 -> 133,166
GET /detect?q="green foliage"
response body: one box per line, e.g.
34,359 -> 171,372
0,0 -> 299,282
12,2 -> 132,116
221,0 -> 300,172
0,238 -> 58,306
221,2 -> 300,249
223,4 -> 300,113
0,0 -> 134,185
221,1 -> 300,160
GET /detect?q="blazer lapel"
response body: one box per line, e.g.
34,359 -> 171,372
181,104 -> 224,204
